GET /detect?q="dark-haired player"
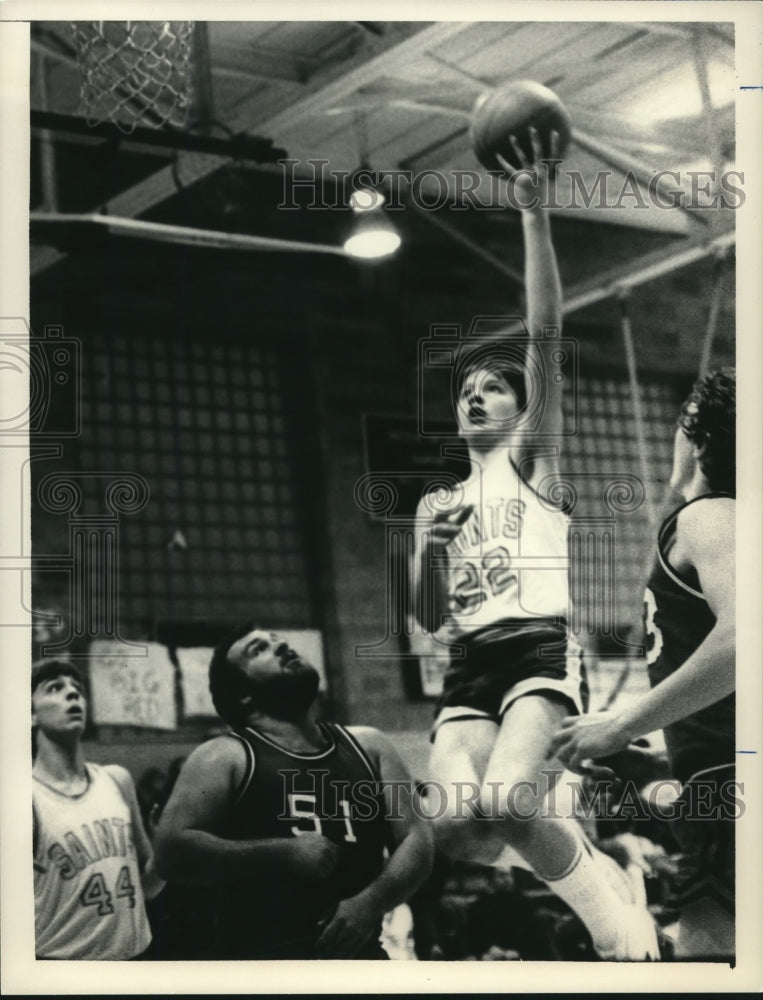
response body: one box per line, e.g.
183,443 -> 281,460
550,368 -> 736,958
412,129 -> 658,960
32,659 -> 163,959
154,626 -> 432,959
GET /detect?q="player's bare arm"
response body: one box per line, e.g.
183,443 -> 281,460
500,127 -> 565,468
105,764 -> 165,900
316,726 -> 434,958
412,494 -> 474,634
155,738 -> 339,885
549,498 -> 735,770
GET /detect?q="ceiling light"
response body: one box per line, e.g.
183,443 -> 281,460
350,188 -> 387,212
343,210 -> 401,259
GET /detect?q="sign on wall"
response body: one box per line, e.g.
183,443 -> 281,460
89,640 -> 177,730
175,646 -> 217,718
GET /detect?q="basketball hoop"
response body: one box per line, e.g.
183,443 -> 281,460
70,21 -> 194,133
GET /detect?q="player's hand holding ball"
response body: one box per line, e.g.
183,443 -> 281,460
469,79 -> 570,209
501,126 -> 561,210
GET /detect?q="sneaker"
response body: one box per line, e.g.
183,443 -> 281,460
574,827 -> 639,907
595,844 -> 647,908
597,901 -> 661,961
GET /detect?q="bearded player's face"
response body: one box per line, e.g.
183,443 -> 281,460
228,629 -> 320,720
229,629 -> 307,679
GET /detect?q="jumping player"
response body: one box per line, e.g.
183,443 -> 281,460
550,369 -> 736,959
32,659 -> 163,959
154,626 -> 433,959
413,129 -> 659,960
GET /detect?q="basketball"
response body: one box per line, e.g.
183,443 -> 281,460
470,80 -> 571,173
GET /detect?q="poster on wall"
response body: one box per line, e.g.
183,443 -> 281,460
89,640 -> 177,730
175,646 -> 217,718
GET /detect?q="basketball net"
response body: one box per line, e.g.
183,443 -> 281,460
70,21 -> 194,133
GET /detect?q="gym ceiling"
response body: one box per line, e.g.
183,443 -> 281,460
29,19 -> 737,316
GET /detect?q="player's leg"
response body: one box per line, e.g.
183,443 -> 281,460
483,692 -> 659,960
480,692 -> 579,875
424,714 -> 506,865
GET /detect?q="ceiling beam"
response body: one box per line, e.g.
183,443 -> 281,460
212,42 -> 324,85
31,110 -> 288,162
571,127 -> 711,228
632,21 -> 733,46
252,22 -> 470,136
690,24 -> 726,221
629,22 -> 697,39
30,211 -> 348,256
563,226 -> 734,314
409,202 -> 524,285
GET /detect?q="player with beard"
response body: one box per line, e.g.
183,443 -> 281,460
154,625 -> 433,959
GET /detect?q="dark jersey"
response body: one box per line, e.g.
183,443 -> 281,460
215,721 -> 389,959
643,494 -> 735,785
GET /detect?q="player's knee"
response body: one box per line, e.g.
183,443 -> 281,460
480,777 -> 543,825
419,778 -> 482,822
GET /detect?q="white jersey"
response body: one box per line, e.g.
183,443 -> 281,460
33,762 -> 151,960
441,450 -> 569,637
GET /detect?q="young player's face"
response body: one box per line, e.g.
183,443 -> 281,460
456,367 -> 519,439
32,674 -> 86,737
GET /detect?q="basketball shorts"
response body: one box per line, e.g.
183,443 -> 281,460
666,763 -> 736,916
432,620 -> 588,735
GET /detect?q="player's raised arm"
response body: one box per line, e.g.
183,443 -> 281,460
500,127 -> 565,445
155,738 -> 339,886
316,726 -> 433,958
618,497 -> 735,731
